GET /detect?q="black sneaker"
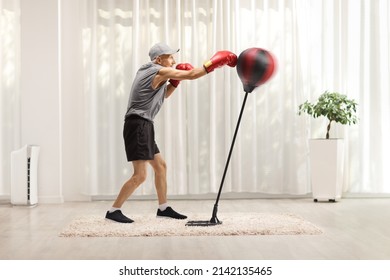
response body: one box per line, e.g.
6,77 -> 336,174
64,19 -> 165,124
105,210 -> 134,223
157,207 -> 187,220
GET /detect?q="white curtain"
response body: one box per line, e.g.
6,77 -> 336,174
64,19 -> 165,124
0,0 -> 20,197
80,0 -> 390,197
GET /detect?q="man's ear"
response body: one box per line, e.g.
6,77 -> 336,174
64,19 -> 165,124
155,56 -> 162,65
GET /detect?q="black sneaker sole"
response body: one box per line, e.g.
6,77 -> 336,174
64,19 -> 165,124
156,215 -> 187,220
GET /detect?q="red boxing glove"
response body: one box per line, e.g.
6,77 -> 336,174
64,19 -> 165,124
177,63 -> 194,71
203,51 -> 238,73
169,63 -> 194,87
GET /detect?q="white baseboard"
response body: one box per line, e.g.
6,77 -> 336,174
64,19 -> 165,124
37,195 -> 64,204
342,192 -> 390,198
4,192 -> 388,204
92,192 -> 313,201
0,195 -> 11,205
92,192 -> 390,201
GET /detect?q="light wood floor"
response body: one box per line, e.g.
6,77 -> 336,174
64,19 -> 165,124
0,198 -> 389,260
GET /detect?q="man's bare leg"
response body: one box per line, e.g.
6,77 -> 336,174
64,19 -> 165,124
105,160 -> 147,223
149,153 -> 187,219
148,153 -> 167,205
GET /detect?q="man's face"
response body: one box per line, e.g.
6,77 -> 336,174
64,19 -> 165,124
156,54 -> 176,67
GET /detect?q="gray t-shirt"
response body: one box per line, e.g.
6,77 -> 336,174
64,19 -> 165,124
125,62 -> 166,122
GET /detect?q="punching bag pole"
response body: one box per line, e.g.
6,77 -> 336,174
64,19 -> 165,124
186,91 -> 249,226
210,91 -> 249,224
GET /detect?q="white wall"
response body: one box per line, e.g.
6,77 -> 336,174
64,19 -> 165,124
19,0 -> 87,203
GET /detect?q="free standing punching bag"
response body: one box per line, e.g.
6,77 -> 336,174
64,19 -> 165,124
186,47 -> 277,227
236,48 -> 277,93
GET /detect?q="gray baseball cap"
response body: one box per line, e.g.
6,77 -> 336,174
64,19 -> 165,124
149,42 -> 179,61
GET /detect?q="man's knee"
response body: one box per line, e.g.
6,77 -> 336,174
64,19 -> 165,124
133,171 -> 147,185
154,159 -> 167,175
131,161 -> 148,185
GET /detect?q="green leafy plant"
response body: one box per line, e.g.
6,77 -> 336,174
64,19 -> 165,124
298,91 -> 358,139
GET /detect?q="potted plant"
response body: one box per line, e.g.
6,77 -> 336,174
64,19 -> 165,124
298,91 -> 358,202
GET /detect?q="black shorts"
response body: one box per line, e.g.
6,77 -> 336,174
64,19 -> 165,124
123,115 -> 160,161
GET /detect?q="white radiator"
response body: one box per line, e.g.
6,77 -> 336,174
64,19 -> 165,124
10,145 -> 40,206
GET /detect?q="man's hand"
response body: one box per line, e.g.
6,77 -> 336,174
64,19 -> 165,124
169,63 -> 195,87
203,51 -> 237,73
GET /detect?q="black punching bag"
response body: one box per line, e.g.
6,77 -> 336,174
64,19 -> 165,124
236,48 -> 277,93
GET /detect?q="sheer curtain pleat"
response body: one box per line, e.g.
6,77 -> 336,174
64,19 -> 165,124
79,0 -> 390,197
0,0 -> 20,197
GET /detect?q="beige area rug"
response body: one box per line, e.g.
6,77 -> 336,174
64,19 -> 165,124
59,213 -> 322,237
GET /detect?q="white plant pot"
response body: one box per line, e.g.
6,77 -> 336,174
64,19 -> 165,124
309,139 -> 344,202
